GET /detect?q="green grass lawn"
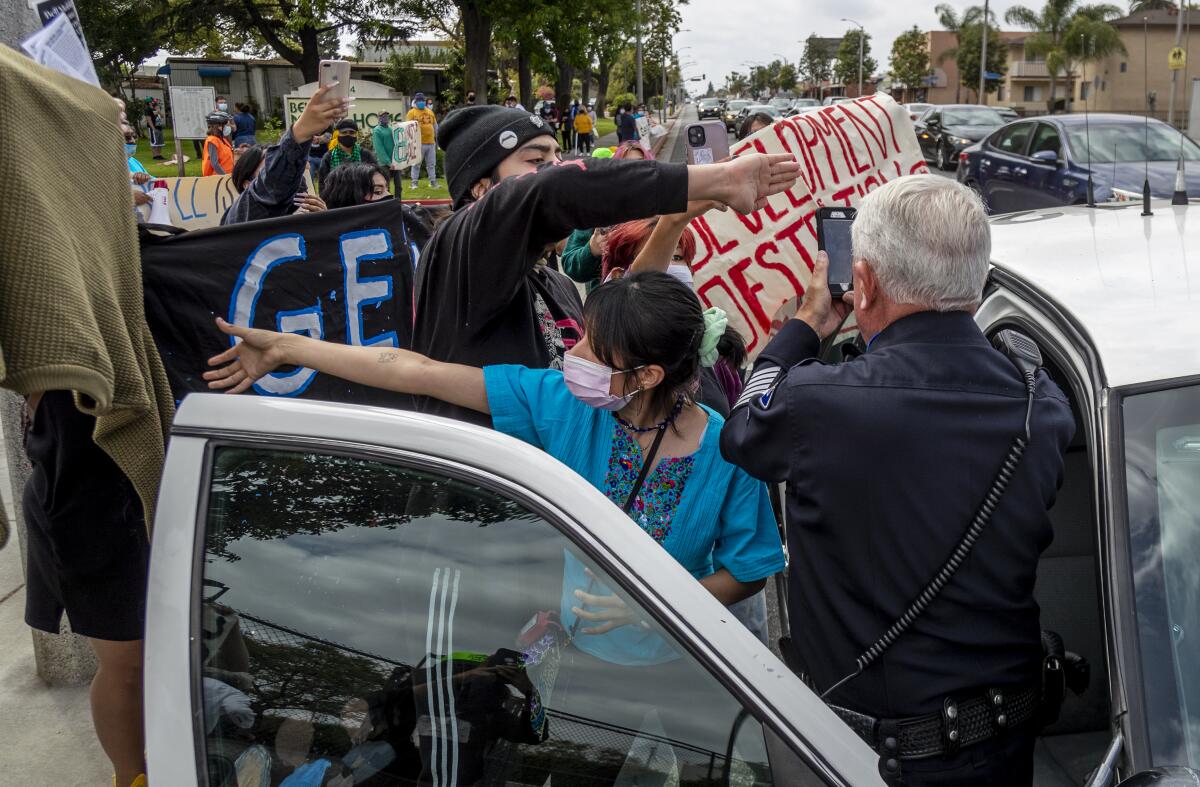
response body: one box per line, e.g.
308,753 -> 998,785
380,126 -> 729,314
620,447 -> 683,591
593,116 -> 617,141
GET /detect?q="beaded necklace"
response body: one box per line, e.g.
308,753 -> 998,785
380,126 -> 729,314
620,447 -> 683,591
613,395 -> 685,434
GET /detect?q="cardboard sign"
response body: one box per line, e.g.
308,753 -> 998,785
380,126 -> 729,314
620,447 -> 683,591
635,115 -> 651,141
688,93 -> 928,358
285,95 -> 408,133
170,86 -> 216,140
391,120 -> 422,168
137,175 -> 238,231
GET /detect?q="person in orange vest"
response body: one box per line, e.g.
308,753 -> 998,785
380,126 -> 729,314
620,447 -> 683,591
201,111 -> 234,176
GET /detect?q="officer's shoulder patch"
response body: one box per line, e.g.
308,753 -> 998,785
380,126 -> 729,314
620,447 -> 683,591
759,388 -> 775,408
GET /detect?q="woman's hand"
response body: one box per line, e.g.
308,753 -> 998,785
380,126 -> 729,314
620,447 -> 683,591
131,171 -> 153,186
203,318 -> 292,394
572,580 -> 639,635
132,188 -> 151,207
293,193 -> 327,214
587,227 -> 608,257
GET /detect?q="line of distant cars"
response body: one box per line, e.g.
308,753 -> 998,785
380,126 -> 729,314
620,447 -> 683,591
908,102 -> 1200,213
697,96 -> 856,135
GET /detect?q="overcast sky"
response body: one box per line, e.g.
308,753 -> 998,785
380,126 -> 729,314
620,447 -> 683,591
674,0 -> 1031,90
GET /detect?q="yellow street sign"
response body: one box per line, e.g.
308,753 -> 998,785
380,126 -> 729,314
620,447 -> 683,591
1168,47 -> 1186,71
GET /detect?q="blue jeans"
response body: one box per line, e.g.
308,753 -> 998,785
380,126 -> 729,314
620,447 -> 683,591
410,143 -> 436,184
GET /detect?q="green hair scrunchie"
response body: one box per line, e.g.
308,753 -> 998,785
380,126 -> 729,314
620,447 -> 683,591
698,307 -> 728,368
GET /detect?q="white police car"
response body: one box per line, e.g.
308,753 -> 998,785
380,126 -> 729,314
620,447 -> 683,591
145,201 -> 1199,786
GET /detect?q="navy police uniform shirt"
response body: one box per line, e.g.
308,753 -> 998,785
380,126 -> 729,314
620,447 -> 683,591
720,311 -> 1075,718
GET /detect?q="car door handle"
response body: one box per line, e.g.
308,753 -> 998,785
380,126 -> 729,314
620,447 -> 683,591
980,159 -> 991,167
1015,167 -> 1028,176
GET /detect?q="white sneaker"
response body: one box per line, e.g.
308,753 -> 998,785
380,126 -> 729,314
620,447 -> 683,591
429,181 -> 439,189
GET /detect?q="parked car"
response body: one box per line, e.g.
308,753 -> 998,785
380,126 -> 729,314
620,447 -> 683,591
822,96 -> 854,106
902,102 -> 933,121
146,204 -> 1200,787
723,98 -> 753,130
697,97 -> 722,119
792,98 -> 821,111
958,113 -> 1200,213
996,106 -> 1020,122
918,104 -> 1008,170
768,97 -> 793,112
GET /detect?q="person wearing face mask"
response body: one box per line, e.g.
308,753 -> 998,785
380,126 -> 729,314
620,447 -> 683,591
319,163 -> 391,208
405,92 -> 438,189
201,111 -> 235,176
403,103 -> 798,426
205,272 -> 786,662
317,118 -> 378,185
372,110 -> 401,196
124,128 -> 153,208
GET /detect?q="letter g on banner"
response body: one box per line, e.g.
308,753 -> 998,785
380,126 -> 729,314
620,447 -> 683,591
229,233 -> 324,397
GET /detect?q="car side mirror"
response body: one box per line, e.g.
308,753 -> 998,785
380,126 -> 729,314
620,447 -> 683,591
1033,149 -> 1062,166
1116,767 -> 1200,787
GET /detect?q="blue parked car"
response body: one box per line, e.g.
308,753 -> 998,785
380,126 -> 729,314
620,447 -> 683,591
957,113 -> 1200,213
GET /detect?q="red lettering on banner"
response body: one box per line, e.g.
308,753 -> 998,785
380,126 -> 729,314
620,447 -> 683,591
838,103 -> 884,168
796,114 -> 839,190
831,186 -> 856,205
909,161 -> 930,175
690,215 -> 740,271
763,198 -> 789,223
736,210 -> 764,233
775,210 -> 819,271
812,110 -> 855,182
861,95 -> 901,154
776,120 -> 818,194
755,240 -> 805,300
829,111 -> 869,176
697,276 -> 761,353
727,256 -> 773,333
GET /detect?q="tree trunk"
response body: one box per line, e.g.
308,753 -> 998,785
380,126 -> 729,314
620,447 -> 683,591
555,56 -> 574,116
518,41 -> 533,110
1046,73 -> 1057,114
596,58 -> 611,118
296,24 -> 321,83
581,67 -> 591,106
460,0 -> 493,104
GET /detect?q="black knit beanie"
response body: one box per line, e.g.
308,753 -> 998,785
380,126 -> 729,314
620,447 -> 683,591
438,105 -> 556,208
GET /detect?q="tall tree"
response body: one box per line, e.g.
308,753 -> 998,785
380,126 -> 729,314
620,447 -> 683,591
1005,0 -> 1123,113
833,29 -> 877,92
76,0 -> 170,95
170,0 -> 422,83
935,3 -> 992,101
799,34 -> 834,93
889,26 -> 931,102
588,7 -> 632,118
776,62 -> 798,94
943,20 -> 1008,98
1129,0 -> 1175,9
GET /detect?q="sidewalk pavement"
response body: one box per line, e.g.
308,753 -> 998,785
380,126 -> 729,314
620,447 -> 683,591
593,109 -> 685,152
0,419 -> 109,786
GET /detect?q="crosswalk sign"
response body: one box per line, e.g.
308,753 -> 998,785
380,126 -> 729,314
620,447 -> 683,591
1169,47 -> 1186,71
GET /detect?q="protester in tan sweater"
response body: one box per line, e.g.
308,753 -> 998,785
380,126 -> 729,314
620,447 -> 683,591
0,47 -> 175,787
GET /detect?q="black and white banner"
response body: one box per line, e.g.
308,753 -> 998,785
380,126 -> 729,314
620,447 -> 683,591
140,199 -> 437,406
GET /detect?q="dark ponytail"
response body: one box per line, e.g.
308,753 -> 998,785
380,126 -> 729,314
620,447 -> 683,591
583,271 -> 704,419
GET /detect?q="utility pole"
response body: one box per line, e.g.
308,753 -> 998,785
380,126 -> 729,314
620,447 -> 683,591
842,19 -> 865,96
1167,2 -> 1187,128
635,0 -> 644,104
979,0 -> 990,103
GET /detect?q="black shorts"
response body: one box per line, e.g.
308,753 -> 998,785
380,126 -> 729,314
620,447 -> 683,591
22,391 -> 149,642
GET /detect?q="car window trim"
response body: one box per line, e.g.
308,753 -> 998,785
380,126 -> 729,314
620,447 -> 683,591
182,429 -> 853,786
1030,121 -> 1062,162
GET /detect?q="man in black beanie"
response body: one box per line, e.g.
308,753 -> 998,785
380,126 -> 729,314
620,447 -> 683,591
410,103 -> 800,426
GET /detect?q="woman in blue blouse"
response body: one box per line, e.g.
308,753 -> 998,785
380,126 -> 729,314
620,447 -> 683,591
205,272 -> 784,665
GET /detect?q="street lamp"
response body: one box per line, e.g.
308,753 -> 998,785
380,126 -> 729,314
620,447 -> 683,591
841,18 -> 864,98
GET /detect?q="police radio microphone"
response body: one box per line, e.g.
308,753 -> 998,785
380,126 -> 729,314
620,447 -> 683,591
819,330 -> 1043,701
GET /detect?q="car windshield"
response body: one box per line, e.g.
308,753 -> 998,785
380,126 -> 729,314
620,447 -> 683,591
700,99 -> 721,108
1065,122 -> 1200,163
750,106 -> 779,117
794,99 -> 819,107
728,100 -> 751,111
1123,383 -> 1200,768
942,107 -> 1005,126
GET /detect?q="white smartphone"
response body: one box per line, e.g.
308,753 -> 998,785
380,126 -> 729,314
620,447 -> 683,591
319,59 -> 351,100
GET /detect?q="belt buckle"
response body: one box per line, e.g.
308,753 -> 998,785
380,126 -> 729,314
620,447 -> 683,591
941,697 -> 961,756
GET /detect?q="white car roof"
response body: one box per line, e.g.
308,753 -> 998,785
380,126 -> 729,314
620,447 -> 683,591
989,200 -> 1200,388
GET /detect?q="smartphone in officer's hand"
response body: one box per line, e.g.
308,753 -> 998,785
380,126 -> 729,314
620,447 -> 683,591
816,206 -> 856,296
319,59 -> 352,101
685,121 -> 730,165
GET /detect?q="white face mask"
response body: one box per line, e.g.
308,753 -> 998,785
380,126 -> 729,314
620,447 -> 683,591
222,125 -> 233,137
217,102 -> 228,111
666,263 -> 694,289
563,355 -> 642,411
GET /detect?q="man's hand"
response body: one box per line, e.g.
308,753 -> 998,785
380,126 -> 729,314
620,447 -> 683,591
293,83 -> 350,142
720,153 -> 800,214
132,189 -> 151,207
203,318 -> 292,394
131,172 -> 153,186
795,251 -> 853,340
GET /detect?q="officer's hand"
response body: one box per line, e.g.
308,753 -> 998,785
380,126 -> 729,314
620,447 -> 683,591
796,251 -> 852,340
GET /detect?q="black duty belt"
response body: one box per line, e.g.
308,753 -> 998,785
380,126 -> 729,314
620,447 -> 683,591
829,685 -> 1039,761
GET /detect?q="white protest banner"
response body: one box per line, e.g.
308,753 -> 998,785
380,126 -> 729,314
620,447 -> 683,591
635,115 -> 651,141
170,86 -> 216,140
391,120 -> 422,169
137,175 -> 238,231
688,93 -> 928,359
285,95 -> 408,133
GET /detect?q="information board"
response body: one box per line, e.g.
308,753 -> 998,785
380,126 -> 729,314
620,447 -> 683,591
170,86 -> 216,140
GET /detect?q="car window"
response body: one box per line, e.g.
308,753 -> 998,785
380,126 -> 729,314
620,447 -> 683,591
196,445 -> 796,786
995,122 -> 1034,155
1029,123 -> 1062,157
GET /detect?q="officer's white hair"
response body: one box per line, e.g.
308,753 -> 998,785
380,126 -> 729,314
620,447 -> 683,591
851,175 -> 990,312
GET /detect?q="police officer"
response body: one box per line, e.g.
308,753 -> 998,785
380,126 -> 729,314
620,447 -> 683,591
720,175 -> 1074,786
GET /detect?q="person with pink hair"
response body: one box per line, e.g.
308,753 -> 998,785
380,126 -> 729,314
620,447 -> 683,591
613,140 -> 653,161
